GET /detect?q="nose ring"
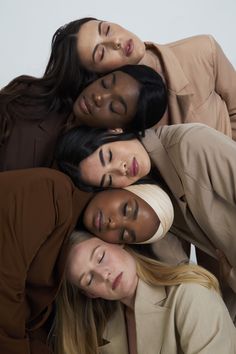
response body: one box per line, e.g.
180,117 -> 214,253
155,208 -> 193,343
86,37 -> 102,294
115,42 -> 121,49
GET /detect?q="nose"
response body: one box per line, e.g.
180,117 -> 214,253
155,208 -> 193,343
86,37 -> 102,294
93,92 -> 112,108
93,93 -> 103,107
107,216 -> 117,230
104,37 -> 121,51
96,267 -> 111,281
113,39 -> 121,50
112,161 -> 127,176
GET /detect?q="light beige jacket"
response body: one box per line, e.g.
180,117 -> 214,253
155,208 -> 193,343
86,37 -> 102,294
146,35 -> 236,139
142,123 -> 236,321
100,280 -> 236,354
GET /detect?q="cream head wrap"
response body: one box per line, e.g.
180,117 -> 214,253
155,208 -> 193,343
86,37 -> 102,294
124,184 -> 174,244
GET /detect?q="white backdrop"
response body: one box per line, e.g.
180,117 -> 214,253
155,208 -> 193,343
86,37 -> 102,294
1,0 -> 236,88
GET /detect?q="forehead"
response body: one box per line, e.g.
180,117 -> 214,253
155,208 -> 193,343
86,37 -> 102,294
67,237 -> 100,277
94,188 -> 133,202
77,20 -> 100,63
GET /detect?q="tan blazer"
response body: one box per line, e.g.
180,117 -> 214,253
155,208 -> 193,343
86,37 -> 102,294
145,35 -> 236,140
142,123 -> 236,322
100,280 -> 236,354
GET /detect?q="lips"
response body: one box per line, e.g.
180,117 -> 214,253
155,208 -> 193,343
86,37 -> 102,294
130,157 -> 139,177
124,39 -> 134,57
112,272 -> 123,290
94,210 -> 103,232
79,96 -> 91,115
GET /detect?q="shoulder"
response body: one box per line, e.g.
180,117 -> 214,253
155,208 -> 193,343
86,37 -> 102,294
167,34 -> 216,53
168,282 -> 222,313
150,123 -> 210,147
0,167 -> 75,194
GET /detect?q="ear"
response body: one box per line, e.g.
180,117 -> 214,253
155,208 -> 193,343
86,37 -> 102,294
108,128 -> 123,134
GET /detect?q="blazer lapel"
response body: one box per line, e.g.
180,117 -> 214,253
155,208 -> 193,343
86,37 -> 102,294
135,280 -> 170,354
100,304 -> 129,354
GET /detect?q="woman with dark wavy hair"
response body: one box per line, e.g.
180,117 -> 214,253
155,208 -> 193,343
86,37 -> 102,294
0,18 -> 97,171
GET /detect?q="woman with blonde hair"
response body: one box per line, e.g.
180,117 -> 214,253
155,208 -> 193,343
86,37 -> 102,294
54,231 -> 236,354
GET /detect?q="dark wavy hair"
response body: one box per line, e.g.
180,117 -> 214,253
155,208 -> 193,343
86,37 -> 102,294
55,125 -> 139,192
0,17 -> 97,147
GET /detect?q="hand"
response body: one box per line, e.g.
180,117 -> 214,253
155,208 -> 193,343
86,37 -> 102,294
216,249 -> 232,286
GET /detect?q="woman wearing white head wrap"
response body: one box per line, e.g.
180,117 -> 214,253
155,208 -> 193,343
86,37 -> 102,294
125,184 -> 174,244
125,183 -> 189,265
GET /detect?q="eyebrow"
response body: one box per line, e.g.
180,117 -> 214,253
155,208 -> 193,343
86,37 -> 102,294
99,149 -> 105,167
92,21 -> 104,63
78,245 -> 101,284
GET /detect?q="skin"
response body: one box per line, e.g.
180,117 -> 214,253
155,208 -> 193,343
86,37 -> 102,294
79,138 -> 151,188
66,236 -> 138,306
73,71 -> 141,128
77,20 -> 146,72
83,189 -> 160,243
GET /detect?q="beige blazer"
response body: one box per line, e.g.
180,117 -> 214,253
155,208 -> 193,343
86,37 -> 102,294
100,280 -> 236,354
145,35 -> 236,140
142,123 -> 236,290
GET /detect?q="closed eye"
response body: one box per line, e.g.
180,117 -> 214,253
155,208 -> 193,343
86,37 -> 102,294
123,202 -> 128,216
87,274 -> 93,286
98,251 -> 105,263
106,25 -> 110,36
100,47 -> 105,61
109,149 -> 112,162
101,78 -> 108,89
108,175 -> 112,187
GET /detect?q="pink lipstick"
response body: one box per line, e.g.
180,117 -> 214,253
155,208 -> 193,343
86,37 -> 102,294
124,39 -> 134,57
112,272 -> 123,290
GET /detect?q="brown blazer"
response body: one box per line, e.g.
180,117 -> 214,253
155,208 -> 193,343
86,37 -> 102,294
146,35 -> 236,139
0,168 -> 91,354
0,84 -> 75,171
142,123 -> 236,322
100,280 -> 236,354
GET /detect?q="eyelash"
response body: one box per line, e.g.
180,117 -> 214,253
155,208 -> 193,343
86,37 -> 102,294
99,251 -> 105,263
87,251 -> 105,286
101,78 -> 108,89
109,102 -> 119,114
105,25 -> 110,36
123,202 -> 128,216
101,47 -> 105,61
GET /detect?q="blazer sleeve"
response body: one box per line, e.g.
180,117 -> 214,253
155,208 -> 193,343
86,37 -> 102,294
0,168 -> 76,354
210,36 -> 236,138
175,283 -> 236,353
151,232 -> 189,265
178,124 -> 236,293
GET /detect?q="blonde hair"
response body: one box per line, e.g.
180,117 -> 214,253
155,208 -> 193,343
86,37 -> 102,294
54,237 -> 219,354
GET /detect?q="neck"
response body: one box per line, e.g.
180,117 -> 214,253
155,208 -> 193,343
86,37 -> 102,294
120,275 -> 138,310
139,48 -> 166,83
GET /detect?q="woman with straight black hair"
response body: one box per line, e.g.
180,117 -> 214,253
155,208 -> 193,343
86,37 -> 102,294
55,125 -> 139,192
72,64 -> 167,132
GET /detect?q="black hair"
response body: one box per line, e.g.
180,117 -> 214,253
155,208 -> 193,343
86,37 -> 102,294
115,65 -> 167,134
55,125 -> 138,192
